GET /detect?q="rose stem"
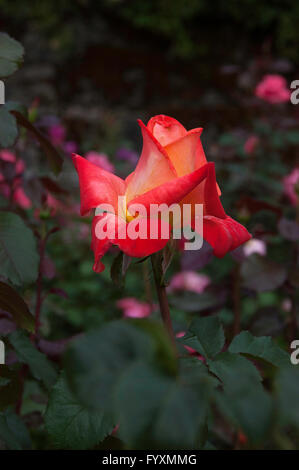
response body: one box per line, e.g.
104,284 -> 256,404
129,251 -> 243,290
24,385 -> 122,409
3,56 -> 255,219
34,236 -> 46,338
142,261 -> 153,308
34,226 -> 58,339
233,263 -> 241,336
151,255 -> 177,353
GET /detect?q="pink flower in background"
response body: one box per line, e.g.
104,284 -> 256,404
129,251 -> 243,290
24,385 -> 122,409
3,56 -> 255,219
63,141 -> 78,156
46,193 -> 64,214
244,135 -> 259,155
168,271 -> 210,294
12,185 -> 32,209
283,168 -> 299,206
117,297 -> 152,318
243,238 -> 267,257
281,298 -> 292,313
116,148 -> 138,164
0,150 -> 32,209
48,124 -> 66,147
46,121 -> 78,157
255,75 -> 290,104
85,151 -> 115,173
0,150 -> 16,163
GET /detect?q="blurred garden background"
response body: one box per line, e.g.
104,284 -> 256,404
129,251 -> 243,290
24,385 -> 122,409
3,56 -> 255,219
0,0 -> 299,451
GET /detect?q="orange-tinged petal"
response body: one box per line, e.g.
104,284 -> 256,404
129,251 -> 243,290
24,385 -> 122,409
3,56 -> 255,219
180,163 -> 226,219
147,114 -> 187,146
128,163 -> 211,211
164,128 -> 204,176
125,120 -> 177,202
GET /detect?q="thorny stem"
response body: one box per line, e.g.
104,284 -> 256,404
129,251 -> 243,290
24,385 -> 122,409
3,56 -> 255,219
151,255 -> 177,354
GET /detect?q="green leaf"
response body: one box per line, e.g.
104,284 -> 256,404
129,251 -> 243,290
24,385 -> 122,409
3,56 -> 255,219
211,352 -> 273,443
5,101 -> 28,118
45,374 -> 114,449
0,33 -> 24,78
0,212 -> 39,285
64,320 -> 157,409
276,366 -> 299,429
215,385 -> 273,444
114,363 -> 171,447
182,316 -> 225,359
179,356 -> 217,388
241,255 -> 287,292
130,318 -> 177,376
115,362 -> 212,449
229,331 -> 290,368
208,351 -> 262,391
0,106 -> 18,147
9,330 -> 57,389
11,111 -> 63,175
0,409 -> 31,449
0,282 -> 34,332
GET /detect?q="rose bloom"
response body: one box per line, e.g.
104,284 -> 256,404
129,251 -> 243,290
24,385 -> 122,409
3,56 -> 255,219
283,168 -> 299,206
168,271 -> 210,294
255,75 -> 290,104
117,297 -> 152,318
72,115 -> 251,272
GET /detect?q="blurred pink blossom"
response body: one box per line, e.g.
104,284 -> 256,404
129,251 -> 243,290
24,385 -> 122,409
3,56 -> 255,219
85,151 -> 115,173
0,150 -> 16,163
255,75 -> 290,104
13,185 -> 32,209
0,151 -> 31,209
244,135 -> 259,155
116,148 -> 138,164
243,238 -> 267,257
48,124 -> 66,147
281,298 -> 292,313
64,141 -> 78,156
283,168 -> 299,206
46,193 -> 63,213
117,297 -> 152,318
168,271 -> 210,294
